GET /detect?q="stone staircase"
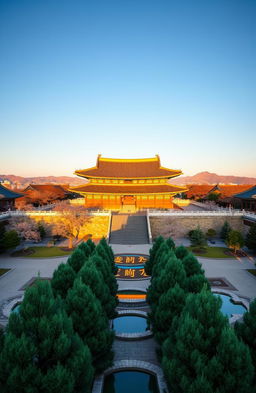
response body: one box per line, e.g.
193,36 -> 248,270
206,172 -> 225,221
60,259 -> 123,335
109,213 -> 149,244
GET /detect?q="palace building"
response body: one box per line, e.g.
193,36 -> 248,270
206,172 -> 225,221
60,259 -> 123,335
70,155 -> 187,210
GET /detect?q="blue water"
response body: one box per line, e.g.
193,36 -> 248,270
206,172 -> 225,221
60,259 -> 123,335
103,371 -> 159,393
113,316 -> 147,333
214,293 -> 246,317
11,304 -> 20,313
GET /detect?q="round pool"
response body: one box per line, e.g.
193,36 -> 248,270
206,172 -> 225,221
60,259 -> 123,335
214,293 -> 246,317
103,371 -> 159,393
113,315 -> 148,334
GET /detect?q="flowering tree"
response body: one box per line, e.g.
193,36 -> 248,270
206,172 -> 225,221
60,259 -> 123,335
9,217 -> 41,242
52,205 -> 91,249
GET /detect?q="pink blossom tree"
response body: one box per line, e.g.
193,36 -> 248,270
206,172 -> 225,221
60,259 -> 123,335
9,217 -> 41,242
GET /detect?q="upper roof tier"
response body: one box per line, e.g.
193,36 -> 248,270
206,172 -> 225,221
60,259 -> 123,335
75,155 -> 182,179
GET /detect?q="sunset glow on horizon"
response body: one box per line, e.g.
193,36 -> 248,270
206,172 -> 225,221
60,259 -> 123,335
0,0 -> 255,178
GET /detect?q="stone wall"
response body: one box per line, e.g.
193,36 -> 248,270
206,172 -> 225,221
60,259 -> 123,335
149,215 -> 244,240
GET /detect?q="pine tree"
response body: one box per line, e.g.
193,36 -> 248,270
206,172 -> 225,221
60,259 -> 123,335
175,245 -> 189,260
162,289 -> 254,393
90,253 -> 118,301
0,280 -> 94,393
77,241 -> 92,259
235,298 -> 256,369
86,238 -> 96,254
95,239 -> 117,275
226,230 -> 244,253
245,223 -> 256,253
166,237 -> 175,251
65,278 -> 114,372
147,255 -> 186,314
51,263 -> 76,299
67,248 -> 87,273
153,283 -> 186,344
144,236 -> 165,275
79,261 -> 116,319
181,253 -> 209,293
220,221 -> 232,240
188,227 -> 206,248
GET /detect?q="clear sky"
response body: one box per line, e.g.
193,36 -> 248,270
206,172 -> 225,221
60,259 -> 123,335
0,0 -> 255,177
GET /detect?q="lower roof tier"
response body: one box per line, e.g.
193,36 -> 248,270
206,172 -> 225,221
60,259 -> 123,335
70,183 -> 187,195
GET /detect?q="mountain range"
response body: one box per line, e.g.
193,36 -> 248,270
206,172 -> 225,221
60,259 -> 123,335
171,171 -> 256,185
0,171 -> 255,188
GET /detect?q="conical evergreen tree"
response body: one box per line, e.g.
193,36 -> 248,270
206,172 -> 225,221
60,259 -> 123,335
144,235 -> 165,275
79,261 -> 116,319
175,245 -> 189,260
77,241 -> 92,259
90,253 -> 118,301
220,221 -> 232,240
166,237 -> 175,251
67,248 -> 87,273
51,263 -> 76,299
147,255 -> 186,313
153,283 -> 186,344
245,223 -> 256,253
211,327 -> 254,393
86,238 -> 96,254
162,289 -> 253,393
65,278 -> 114,371
95,240 -> 117,274
235,298 -> 256,368
0,280 -> 93,393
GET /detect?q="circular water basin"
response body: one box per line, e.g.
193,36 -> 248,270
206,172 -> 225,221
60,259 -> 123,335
214,293 -> 246,317
103,371 -> 159,393
113,315 -> 148,334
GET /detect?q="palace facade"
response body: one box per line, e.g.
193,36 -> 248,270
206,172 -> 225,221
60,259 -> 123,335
70,155 -> 187,210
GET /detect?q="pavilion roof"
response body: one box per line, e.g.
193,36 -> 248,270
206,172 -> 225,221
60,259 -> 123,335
217,185 -> 253,199
70,183 -> 187,195
23,184 -> 68,196
0,184 -> 23,200
75,155 -> 182,179
186,184 -> 217,198
233,185 -> 256,200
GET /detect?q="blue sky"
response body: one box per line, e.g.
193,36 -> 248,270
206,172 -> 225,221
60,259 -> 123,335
0,0 -> 255,177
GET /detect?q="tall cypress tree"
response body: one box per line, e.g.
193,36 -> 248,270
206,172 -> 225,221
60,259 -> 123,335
145,235 -> 165,275
67,248 -> 87,273
147,255 -> 186,317
235,298 -> 256,371
162,289 -> 254,393
245,224 -> 256,253
175,245 -> 189,260
51,263 -> 76,299
0,280 -> 93,393
152,283 -> 186,344
79,261 -> 116,319
90,253 -> 118,302
181,253 -> 210,293
65,278 -> 114,372
95,240 -> 117,275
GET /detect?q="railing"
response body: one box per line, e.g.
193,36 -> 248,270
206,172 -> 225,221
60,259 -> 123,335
148,209 -> 256,218
0,209 -> 111,219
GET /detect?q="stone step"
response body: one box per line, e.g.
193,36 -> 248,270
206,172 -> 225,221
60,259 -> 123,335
110,214 -> 149,244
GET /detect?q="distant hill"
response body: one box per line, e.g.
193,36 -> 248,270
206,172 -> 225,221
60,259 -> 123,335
171,171 -> 256,185
0,174 -> 86,188
1,171 -> 256,188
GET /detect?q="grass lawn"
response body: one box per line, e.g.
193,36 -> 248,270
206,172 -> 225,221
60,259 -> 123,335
0,268 -> 11,276
247,269 -> 256,277
13,247 -> 71,258
187,246 -> 234,258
